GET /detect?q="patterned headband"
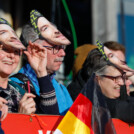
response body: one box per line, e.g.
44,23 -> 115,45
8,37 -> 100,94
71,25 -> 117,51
96,40 -> 109,61
0,18 -> 12,27
30,9 -> 43,35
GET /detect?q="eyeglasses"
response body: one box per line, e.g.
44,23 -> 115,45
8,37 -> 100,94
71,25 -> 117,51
43,45 -> 66,54
100,75 -> 124,83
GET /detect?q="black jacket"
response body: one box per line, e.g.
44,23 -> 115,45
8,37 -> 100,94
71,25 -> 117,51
105,85 -> 134,123
67,70 -> 87,101
0,111 -> 4,134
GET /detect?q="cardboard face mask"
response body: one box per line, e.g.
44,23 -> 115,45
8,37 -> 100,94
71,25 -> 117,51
0,18 -> 25,50
30,9 -> 71,46
96,40 -> 134,77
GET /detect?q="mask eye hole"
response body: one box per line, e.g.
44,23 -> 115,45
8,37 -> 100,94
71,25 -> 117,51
107,53 -> 113,58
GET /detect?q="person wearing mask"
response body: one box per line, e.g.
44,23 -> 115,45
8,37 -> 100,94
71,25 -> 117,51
104,41 -> 132,95
83,48 -> 134,123
68,41 -> 134,101
11,9 -> 73,115
0,17 -> 35,119
0,17 -> 60,121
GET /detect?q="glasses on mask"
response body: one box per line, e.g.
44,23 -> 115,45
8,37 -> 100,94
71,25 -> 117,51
43,45 -> 66,54
100,75 -> 124,83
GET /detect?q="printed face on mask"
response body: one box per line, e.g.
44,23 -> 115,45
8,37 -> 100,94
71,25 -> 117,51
0,24 -> 25,50
0,24 -> 21,76
37,17 -> 71,46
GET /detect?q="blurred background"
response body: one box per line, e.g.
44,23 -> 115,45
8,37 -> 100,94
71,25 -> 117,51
1,0 -> 134,85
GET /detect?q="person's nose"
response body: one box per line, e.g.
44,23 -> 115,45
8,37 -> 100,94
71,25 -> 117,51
58,48 -> 66,57
7,52 -> 15,58
11,36 -> 19,41
55,30 -> 60,34
53,27 -> 60,34
9,31 -> 19,40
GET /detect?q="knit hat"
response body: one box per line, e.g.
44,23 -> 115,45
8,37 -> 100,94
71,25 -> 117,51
72,44 -> 98,78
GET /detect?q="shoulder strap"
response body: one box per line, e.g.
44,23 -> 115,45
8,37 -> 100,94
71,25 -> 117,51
10,73 -> 36,95
11,73 -> 30,83
8,80 -> 26,96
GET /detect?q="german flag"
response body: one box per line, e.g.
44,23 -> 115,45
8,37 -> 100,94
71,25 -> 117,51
54,74 -> 116,134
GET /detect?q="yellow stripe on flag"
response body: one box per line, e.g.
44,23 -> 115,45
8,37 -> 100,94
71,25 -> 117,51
56,111 -> 91,134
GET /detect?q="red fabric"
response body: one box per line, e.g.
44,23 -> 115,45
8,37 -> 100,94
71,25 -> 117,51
2,113 -> 63,134
112,119 -> 134,134
69,93 -> 92,128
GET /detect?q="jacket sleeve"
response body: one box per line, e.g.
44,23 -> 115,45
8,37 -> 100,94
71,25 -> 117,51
106,97 -> 134,123
36,75 -> 59,115
115,97 -> 134,123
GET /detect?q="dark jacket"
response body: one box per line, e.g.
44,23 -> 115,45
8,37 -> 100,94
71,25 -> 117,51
8,73 -> 59,114
0,111 -> 4,134
105,85 -> 134,123
67,69 -> 87,101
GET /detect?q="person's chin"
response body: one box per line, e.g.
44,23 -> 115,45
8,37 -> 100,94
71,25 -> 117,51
54,65 -> 61,71
59,40 -> 71,45
116,93 -> 120,98
64,40 -> 71,45
1,71 -> 13,77
2,65 -> 16,73
6,42 -> 25,49
49,39 -> 70,46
